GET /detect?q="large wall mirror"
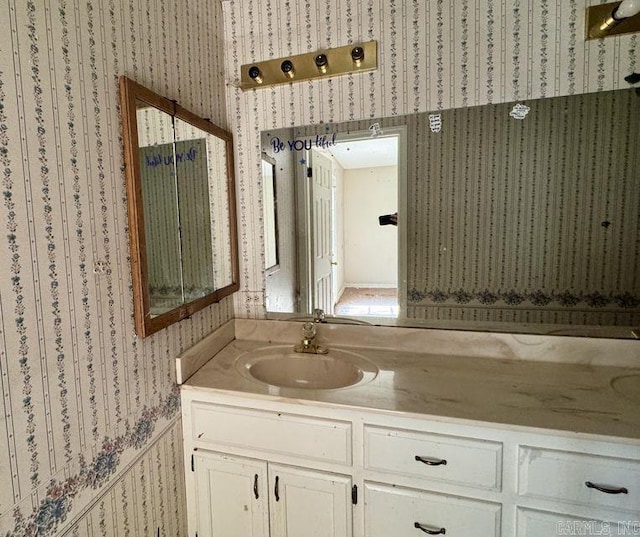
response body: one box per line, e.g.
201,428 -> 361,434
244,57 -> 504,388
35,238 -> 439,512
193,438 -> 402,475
120,77 -> 239,338
262,88 -> 640,338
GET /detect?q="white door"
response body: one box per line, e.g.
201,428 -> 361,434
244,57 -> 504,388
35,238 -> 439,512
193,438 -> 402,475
310,149 -> 334,314
194,452 -> 269,537
269,463 -> 352,537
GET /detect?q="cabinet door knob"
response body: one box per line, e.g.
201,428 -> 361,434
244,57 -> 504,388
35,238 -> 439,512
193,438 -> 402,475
253,474 -> 259,499
585,481 -> 628,495
274,475 -> 280,502
414,522 -> 446,534
415,455 -> 447,466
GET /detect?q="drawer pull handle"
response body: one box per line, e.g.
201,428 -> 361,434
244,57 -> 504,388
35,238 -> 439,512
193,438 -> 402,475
415,455 -> 447,466
414,522 -> 446,535
274,475 -> 280,502
585,481 -> 628,495
253,474 -> 259,499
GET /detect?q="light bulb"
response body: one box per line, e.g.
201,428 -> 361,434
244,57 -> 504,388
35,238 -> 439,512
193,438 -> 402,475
248,66 -> 263,84
281,60 -> 295,79
315,54 -> 328,74
351,47 -> 365,66
614,0 -> 640,19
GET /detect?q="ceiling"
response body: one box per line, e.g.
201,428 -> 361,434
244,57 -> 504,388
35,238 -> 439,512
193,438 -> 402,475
329,136 -> 398,169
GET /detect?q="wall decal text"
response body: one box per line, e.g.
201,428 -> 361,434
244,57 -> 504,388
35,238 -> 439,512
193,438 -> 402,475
270,133 -> 337,153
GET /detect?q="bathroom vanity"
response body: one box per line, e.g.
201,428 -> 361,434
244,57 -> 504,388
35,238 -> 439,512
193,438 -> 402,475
178,320 -> 640,537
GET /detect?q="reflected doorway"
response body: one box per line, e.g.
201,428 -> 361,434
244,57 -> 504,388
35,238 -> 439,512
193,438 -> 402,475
306,133 -> 400,317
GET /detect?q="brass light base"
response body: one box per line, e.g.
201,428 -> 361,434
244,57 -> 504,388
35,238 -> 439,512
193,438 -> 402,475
240,41 -> 378,90
586,2 -> 640,39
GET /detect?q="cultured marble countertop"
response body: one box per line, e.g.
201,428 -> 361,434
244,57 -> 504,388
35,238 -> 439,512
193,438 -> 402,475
181,320 -> 640,442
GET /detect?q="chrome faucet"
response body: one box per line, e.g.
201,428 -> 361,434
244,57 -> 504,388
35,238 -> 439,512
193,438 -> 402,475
294,322 -> 328,354
313,308 -> 326,323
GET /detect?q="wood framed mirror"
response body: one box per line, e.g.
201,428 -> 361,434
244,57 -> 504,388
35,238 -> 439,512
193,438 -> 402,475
120,77 -> 239,338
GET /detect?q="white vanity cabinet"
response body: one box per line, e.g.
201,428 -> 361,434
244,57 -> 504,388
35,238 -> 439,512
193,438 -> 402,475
182,391 -> 640,537
183,397 -> 355,537
192,451 -> 352,537
360,424 -> 640,536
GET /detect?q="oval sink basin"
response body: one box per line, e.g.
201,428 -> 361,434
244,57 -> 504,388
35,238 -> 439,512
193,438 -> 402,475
235,345 -> 378,390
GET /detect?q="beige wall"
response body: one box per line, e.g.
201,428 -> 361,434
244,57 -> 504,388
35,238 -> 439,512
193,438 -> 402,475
344,166 -> 398,287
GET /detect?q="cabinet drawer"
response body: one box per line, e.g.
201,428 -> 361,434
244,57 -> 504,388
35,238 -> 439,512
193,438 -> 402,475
190,403 -> 352,465
518,446 -> 640,513
516,507 -> 639,537
364,482 -> 501,537
364,425 -> 502,491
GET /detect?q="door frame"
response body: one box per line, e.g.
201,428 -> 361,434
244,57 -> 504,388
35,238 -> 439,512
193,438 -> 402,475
295,125 -> 407,318
294,145 -> 313,314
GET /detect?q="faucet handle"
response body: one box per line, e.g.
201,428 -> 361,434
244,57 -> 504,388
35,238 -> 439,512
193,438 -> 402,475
302,322 -> 317,339
313,308 -> 325,323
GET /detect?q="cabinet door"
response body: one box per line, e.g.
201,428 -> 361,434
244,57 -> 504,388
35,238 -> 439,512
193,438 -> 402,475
269,463 -> 352,537
194,451 -> 269,537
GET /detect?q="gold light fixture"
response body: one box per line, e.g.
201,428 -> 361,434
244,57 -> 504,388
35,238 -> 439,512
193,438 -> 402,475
240,41 -> 378,90
586,0 -> 640,39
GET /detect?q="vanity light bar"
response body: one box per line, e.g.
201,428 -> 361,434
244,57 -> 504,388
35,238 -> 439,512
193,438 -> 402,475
240,41 -> 378,90
586,1 -> 640,39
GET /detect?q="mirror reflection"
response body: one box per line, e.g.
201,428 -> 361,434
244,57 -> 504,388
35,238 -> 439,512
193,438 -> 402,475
120,77 -> 239,338
262,88 -> 640,338
136,102 -> 183,314
262,154 -> 280,271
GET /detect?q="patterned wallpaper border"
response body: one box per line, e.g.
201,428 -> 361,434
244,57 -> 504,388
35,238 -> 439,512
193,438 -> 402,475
408,288 -> 640,309
4,389 -> 181,537
57,418 -> 187,536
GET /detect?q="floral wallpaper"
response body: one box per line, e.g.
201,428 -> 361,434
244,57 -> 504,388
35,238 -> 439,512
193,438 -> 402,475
1,0 -> 639,535
221,0 -> 639,324
0,0 -> 230,535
